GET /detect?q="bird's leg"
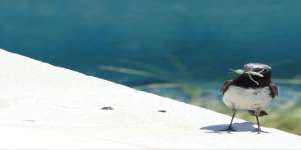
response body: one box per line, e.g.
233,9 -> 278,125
228,110 -> 236,130
255,115 -> 261,134
255,109 -> 261,134
221,110 -> 236,131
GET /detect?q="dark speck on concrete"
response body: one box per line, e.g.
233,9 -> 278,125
101,106 -> 114,110
158,110 -> 167,113
24,120 -> 35,122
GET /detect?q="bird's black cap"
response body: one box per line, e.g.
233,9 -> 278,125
244,63 -> 271,72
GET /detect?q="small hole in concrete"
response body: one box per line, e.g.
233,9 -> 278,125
158,110 -> 167,113
101,106 -> 114,110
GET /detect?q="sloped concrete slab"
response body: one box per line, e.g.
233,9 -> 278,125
0,49 -> 300,149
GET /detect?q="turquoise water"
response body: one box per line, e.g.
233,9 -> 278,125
0,1 -> 300,104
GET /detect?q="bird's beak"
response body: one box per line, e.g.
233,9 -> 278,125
231,69 -> 244,75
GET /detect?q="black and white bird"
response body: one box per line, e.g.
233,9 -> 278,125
221,63 -> 278,133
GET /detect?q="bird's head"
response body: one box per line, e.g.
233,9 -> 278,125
231,63 -> 272,85
244,63 -> 272,78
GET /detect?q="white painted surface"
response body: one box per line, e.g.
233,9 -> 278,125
0,48 -> 300,149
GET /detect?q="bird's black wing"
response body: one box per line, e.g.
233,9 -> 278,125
269,82 -> 278,98
221,80 -> 233,95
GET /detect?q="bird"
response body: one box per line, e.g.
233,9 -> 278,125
221,63 -> 278,134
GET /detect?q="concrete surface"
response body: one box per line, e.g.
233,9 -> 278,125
0,48 -> 301,149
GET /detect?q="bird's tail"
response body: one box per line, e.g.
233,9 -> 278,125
248,110 -> 268,116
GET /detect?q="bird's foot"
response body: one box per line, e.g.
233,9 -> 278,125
220,126 -> 236,132
254,128 -> 261,134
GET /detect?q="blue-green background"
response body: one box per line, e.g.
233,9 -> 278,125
0,0 -> 300,90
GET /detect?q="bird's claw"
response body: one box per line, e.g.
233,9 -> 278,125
220,126 -> 236,132
254,128 -> 261,134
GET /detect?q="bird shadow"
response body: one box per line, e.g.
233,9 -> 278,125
200,122 -> 269,134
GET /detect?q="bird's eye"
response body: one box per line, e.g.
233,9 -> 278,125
263,69 -> 267,72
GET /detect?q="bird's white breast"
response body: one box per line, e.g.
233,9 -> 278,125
223,86 -> 273,110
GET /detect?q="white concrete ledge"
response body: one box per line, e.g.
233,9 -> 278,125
0,48 -> 301,149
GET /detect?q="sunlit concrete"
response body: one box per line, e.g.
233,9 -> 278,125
0,49 -> 300,149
